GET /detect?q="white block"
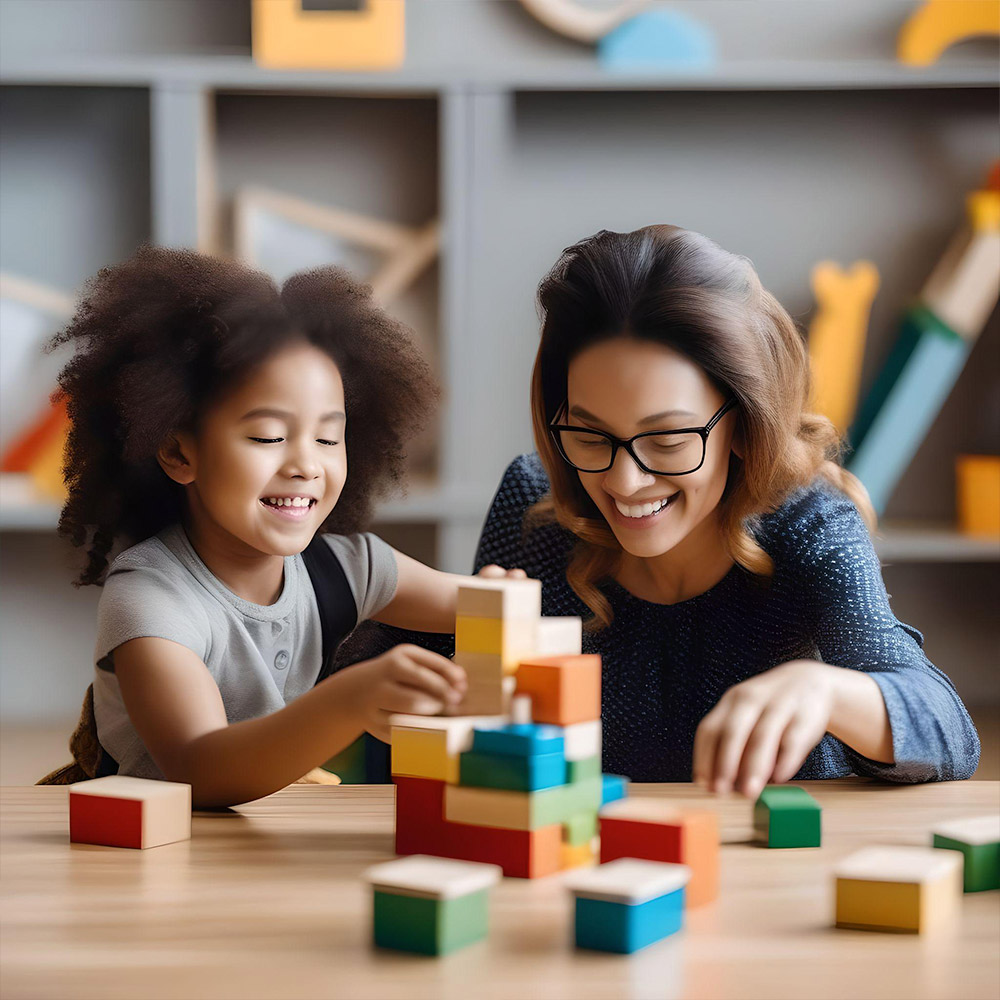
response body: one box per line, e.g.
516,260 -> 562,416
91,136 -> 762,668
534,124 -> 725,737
564,858 -> 691,904
364,855 -> 502,899
561,719 -> 602,762
535,616 -> 583,656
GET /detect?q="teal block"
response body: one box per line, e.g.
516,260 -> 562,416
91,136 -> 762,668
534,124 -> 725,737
754,786 -> 821,848
575,889 -> 685,953
472,723 -> 565,757
597,10 -> 715,71
459,749 -> 567,792
373,889 -> 489,956
567,756 -> 601,784
601,774 -> 629,806
933,835 -> 1000,893
848,307 -> 970,515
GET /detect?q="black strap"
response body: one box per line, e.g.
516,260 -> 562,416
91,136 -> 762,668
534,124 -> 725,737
301,536 -> 390,783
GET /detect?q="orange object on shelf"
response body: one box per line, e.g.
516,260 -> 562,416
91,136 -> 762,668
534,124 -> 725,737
956,454 -> 1000,538
1,395 -> 68,473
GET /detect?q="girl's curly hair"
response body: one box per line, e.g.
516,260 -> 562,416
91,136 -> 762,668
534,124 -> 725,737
51,245 -> 438,586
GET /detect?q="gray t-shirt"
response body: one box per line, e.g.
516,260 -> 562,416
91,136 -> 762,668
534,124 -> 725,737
92,523 -> 398,779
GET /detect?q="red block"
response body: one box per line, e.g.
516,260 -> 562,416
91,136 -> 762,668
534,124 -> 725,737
443,821 -> 562,879
600,817 -> 682,863
393,776 -> 447,855
69,794 -> 143,849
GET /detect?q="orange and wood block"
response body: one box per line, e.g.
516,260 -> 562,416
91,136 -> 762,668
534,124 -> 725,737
599,798 -> 719,907
69,776 -> 191,849
515,654 -> 602,726
835,846 -> 963,933
390,714 -> 508,783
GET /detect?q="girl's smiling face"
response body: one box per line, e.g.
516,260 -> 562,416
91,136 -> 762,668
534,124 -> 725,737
565,338 -> 737,562
162,340 -> 347,558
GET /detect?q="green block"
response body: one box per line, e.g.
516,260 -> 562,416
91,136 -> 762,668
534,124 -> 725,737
933,835 -> 1000,893
373,889 -> 489,955
564,810 -> 599,847
567,756 -> 601,783
534,777 -> 603,829
754,786 -> 821,848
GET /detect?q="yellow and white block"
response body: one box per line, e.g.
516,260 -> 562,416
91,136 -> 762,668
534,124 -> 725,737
390,714 -> 507,783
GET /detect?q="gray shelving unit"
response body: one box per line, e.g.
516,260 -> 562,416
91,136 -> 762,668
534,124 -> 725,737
1,0 -> 997,719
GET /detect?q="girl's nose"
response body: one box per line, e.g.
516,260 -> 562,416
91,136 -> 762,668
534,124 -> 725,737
283,441 -> 321,480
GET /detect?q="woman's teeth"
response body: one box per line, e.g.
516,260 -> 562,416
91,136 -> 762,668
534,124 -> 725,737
614,495 -> 674,519
262,497 -> 314,508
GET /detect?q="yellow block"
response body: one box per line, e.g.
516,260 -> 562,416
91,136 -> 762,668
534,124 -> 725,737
808,260 -> 880,436
560,840 -> 596,871
897,0 -> 1000,67
391,727 -> 458,783
836,879 -> 922,933
252,0 -> 405,71
455,615 -> 538,672
956,454 -> 1000,537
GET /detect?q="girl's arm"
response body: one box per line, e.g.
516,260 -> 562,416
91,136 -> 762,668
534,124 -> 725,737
373,549 -> 525,632
113,636 -> 465,809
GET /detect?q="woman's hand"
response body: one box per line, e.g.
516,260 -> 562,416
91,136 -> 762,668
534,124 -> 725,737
477,564 -> 528,580
345,644 -> 467,742
692,660 -> 838,799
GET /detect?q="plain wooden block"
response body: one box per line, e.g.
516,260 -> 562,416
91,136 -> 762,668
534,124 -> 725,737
455,578 -> 542,620
535,617 -> 583,657
599,798 -> 719,907
69,776 -> 191,850
834,846 -> 963,933
515,655 -> 601,726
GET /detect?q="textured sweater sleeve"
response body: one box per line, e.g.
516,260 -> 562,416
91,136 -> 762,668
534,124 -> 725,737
782,487 -> 980,783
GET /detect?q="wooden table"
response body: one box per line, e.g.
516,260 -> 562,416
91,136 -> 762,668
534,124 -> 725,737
2,780 -> 998,1000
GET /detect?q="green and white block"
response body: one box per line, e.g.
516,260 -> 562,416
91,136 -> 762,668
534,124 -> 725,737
364,855 -> 502,955
932,815 -> 1000,893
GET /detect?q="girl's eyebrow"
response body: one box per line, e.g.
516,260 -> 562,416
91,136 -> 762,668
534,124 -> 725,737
240,407 -> 346,422
569,405 -> 695,427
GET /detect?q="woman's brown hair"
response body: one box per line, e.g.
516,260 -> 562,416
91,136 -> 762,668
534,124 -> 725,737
529,225 -> 875,630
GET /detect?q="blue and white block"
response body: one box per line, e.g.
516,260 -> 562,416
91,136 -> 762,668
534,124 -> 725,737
565,858 -> 691,953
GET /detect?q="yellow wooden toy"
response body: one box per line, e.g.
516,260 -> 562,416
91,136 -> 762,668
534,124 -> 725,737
252,0 -> 405,71
955,454 -> 1000,537
808,260 -> 880,437
897,0 -> 1000,67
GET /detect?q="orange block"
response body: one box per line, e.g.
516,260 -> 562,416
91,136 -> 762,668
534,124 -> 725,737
515,655 -> 601,726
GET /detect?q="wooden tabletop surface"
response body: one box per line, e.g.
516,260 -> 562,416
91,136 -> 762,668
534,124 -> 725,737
2,780 -> 998,1000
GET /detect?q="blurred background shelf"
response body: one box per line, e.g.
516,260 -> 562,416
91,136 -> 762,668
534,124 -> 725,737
1,0 -> 997,724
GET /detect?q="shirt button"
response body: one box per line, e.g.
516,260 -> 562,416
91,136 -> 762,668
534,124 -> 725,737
274,650 -> 290,670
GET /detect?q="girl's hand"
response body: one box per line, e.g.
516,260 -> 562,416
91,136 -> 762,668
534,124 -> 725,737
347,644 -> 468,741
692,660 -> 838,799
477,564 -> 528,580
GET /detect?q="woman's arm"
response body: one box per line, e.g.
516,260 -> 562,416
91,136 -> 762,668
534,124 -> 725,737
113,636 -> 464,808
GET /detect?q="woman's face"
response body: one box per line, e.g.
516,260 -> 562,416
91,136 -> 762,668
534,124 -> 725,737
165,341 -> 348,558
564,338 -> 737,561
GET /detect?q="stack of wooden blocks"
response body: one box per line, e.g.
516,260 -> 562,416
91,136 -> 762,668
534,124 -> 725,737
391,577 -> 615,879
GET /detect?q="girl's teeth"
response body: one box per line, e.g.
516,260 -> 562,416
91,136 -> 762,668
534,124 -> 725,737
264,497 -> 312,507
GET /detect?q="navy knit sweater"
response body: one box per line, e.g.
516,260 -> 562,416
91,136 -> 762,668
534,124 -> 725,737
338,454 -> 980,783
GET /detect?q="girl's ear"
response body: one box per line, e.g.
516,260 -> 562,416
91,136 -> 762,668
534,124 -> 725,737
157,433 -> 196,485
730,421 -> 745,460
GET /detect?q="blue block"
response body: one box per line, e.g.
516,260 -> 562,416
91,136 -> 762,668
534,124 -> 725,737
472,723 -> 565,757
459,749 -> 567,792
601,774 -> 629,807
575,888 -> 685,954
598,10 -> 715,72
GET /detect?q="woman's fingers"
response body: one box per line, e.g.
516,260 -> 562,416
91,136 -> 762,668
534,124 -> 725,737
735,702 -> 795,799
772,714 -> 823,784
692,706 -> 724,787
709,700 -> 766,794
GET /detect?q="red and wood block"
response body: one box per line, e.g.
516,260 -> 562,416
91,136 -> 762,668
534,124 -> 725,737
515,654 -> 601,726
69,776 -> 191,849
393,775 -> 561,878
599,798 -> 719,907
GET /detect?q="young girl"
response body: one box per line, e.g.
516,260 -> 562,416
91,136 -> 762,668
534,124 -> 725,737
348,225 -> 978,795
44,246 -> 517,808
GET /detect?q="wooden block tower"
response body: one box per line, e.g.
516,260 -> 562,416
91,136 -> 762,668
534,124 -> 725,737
391,577 -> 611,878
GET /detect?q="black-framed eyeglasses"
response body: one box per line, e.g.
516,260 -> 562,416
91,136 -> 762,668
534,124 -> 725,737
549,398 -> 737,476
